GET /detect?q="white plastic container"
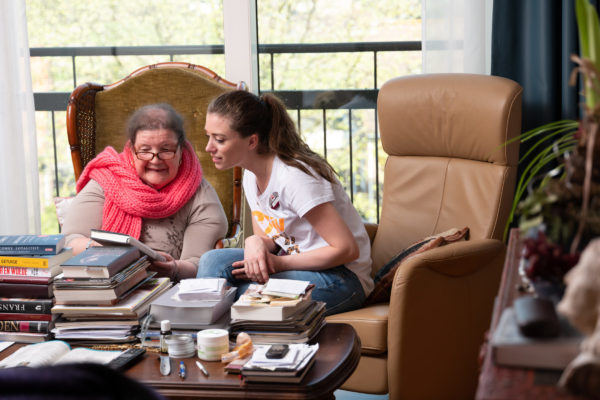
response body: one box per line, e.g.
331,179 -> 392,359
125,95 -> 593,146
197,329 -> 229,361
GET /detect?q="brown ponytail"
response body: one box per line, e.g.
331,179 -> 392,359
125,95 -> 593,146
207,91 -> 337,183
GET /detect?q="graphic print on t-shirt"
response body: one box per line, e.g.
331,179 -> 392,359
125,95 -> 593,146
252,210 -> 299,255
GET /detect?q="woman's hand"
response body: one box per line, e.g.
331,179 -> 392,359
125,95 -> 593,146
67,237 -> 100,255
149,251 -> 178,280
149,251 -> 198,281
232,235 -> 277,283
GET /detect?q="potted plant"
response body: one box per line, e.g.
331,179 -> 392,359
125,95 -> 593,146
505,0 -> 600,287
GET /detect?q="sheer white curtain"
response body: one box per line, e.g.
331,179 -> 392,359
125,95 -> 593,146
422,0 -> 494,74
0,0 -> 40,234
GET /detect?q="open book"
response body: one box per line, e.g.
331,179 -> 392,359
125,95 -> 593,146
90,229 -> 165,261
0,340 -> 121,368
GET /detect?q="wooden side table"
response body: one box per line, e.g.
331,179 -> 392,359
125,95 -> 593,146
475,229 -> 583,400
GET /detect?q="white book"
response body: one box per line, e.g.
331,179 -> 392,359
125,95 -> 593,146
491,307 -> 584,370
149,284 -> 236,325
0,340 -> 120,368
90,229 -> 165,261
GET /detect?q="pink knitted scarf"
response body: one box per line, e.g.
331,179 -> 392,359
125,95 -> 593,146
76,140 -> 203,239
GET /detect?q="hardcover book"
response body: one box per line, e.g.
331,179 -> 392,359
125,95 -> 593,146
491,307 -> 583,370
0,313 -> 54,321
60,246 -> 142,279
0,234 -> 65,256
0,320 -> 50,334
53,257 -> 149,289
0,298 -> 53,314
0,248 -> 73,269
90,229 -> 166,261
0,282 -> 53,299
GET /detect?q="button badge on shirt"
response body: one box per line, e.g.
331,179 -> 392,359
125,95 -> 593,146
269,192 -> 280,209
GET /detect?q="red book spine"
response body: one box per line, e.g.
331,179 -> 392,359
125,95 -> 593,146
0,275 -> 51,284
0,313 -> 52,321
0,320 -> 49,333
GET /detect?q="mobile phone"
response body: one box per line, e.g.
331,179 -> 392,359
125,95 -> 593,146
265,344 -> 289,359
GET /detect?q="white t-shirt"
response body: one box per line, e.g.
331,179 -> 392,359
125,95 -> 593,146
243,156 -> 374,296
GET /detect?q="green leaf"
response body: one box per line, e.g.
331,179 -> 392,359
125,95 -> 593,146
576,0 -> 590,60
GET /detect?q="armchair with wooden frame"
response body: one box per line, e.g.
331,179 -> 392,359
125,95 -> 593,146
66,62 -> 245,248
326,74 -> 522,399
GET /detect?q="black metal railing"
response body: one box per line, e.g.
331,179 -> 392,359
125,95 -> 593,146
31,41 -> 421,226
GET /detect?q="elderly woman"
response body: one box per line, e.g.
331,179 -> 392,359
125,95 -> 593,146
62,103 -> 228,281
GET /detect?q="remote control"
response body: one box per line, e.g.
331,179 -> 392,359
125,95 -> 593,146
107,347 -> 146,370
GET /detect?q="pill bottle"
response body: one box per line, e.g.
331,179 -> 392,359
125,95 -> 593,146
160,320 -> 172,354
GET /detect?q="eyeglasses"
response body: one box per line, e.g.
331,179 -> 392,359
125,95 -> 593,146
134,149 -> 178,161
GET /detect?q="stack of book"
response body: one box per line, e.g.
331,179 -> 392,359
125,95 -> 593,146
0,234 -> 71,343
51,277 -> 172,344
50,243 -> 164,343
241,343 -> 319,383
228,279 -> 326,344
141,278 -> 236,347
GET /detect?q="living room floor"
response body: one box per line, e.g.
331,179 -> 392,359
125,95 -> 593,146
334,390 -> 389,399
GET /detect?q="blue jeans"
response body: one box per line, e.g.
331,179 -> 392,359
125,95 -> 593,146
197,248 -> 366,316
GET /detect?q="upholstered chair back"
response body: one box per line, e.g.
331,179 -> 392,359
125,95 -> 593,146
67,63 -> 245,245
371,73 -> 522,276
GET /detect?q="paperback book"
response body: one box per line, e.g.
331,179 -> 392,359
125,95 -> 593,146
0,340 -> 121,368
0,266 -> 59,279
0,234 -> 65,256
0,248 -> 73,269
60,246 -> 142,279
90,229 -> 165,261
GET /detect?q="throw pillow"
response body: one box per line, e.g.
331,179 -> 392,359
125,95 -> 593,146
365,227 -> 470,305
54,196 -> 75,228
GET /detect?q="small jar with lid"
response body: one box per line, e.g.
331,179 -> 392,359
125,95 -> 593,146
160,320 -> 172,354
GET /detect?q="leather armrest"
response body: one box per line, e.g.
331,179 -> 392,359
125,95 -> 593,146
399,239 -> 506,278
386,238 -> 505,399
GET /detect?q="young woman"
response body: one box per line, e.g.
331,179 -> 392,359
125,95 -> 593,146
198,91 -> 373,315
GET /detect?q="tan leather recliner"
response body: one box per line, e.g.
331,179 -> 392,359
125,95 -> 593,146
326,73 -> 522,399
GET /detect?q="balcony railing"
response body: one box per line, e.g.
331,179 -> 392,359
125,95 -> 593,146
31,41 -> 421,229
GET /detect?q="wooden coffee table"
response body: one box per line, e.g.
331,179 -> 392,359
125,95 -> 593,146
128,322 -> 359,399
0,323 -> 359,399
